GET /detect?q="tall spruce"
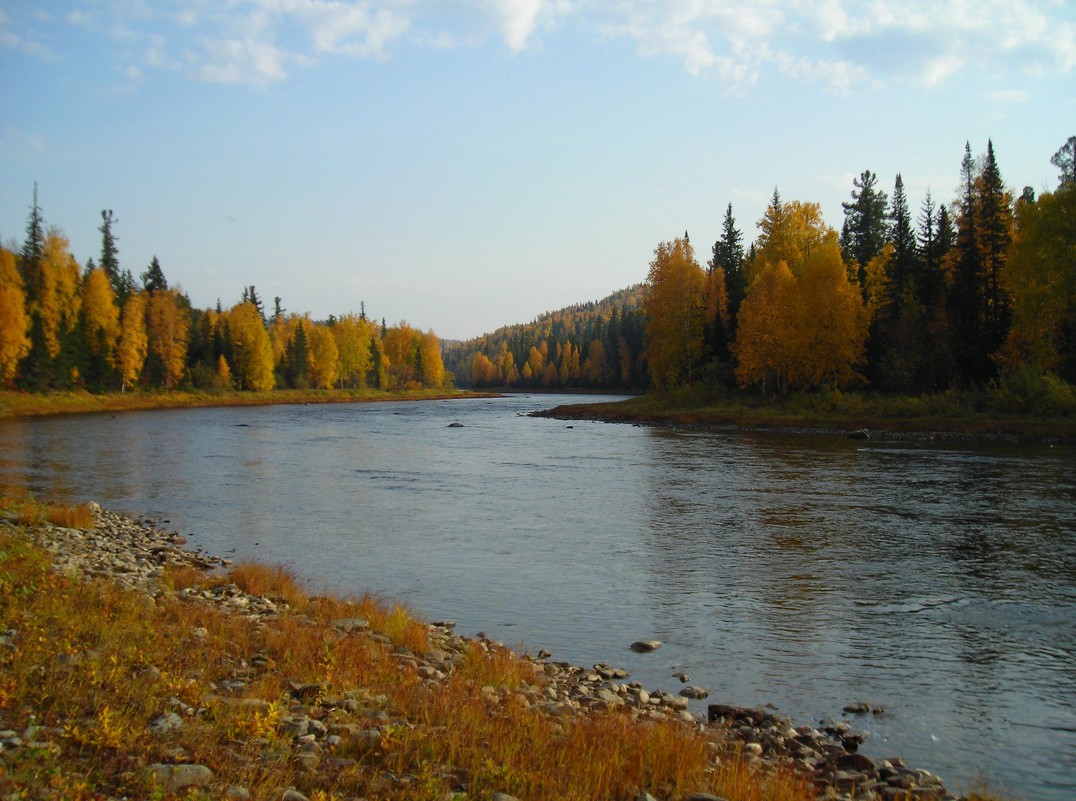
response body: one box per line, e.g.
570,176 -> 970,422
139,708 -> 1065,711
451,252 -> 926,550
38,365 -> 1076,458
141,256 -> 168,293
18,184 -> 47,389
1051,135 -> 1075,188
947,142 -> 988,383
975,140 -> 1013,369
20,183 -> 45,295
711,203 -> 746,327
98,210 -> 127,303
888,173 -> 917,305
840,170 -> 889,293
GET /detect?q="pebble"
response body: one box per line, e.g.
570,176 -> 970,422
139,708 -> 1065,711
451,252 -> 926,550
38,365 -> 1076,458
2,505 -> 960,801
148,763 -> 214,792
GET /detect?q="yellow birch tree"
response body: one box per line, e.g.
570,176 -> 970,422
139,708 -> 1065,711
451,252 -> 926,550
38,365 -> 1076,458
116,292 -> 148,391
81,266 -> 120,368
644,237 -> 705,391
0,246 -> 31,385
146,289 -> 190,389
306,323 -> 339,389
228,301 -> 275,391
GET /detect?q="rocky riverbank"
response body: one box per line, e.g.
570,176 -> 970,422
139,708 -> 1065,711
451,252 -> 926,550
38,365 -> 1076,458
1,505 -> 965,801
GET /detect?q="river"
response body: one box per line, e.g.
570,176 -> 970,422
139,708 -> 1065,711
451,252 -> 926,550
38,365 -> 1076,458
1,394 -> 1073,799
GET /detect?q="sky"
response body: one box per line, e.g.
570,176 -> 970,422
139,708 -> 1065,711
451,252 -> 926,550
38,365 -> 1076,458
1,2 -> 1073,341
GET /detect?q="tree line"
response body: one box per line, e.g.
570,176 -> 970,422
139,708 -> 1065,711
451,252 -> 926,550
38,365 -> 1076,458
450,137 -> 1075,400
0,195 -> 447,393
441,285 -> 649,390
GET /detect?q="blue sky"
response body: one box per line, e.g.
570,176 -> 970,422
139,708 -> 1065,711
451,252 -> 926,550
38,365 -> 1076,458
1,1 -> 1073,340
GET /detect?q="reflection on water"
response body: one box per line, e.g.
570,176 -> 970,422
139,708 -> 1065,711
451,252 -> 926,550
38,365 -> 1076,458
0,397 -> 1073,799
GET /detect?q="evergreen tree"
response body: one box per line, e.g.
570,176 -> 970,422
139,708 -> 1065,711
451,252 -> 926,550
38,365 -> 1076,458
840,171 -> 889,293
20,183 -> 45,294
888,174 -> 917,302
976,140 -> 1013,368
935,141 -> 1014,386
98,210 -> 126,303
1051,135 -> 1076,188
18,185 -> 47,388
141,256 -> 168,293
710,203 -> 746,329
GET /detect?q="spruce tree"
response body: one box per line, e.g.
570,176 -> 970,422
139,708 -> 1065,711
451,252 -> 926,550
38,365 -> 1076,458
20,183 -> 45,293
975,139 -> 1013,368
141,256 -> 168,293
888,175 -> 917,299
948,142 -> 986,383
840,170 -> 889,293
98,210 -> 125,303
710,203 -> 746,327
1051,135 -> 1076,188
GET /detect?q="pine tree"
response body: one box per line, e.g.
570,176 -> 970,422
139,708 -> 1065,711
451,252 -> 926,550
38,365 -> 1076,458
20,183 -> 45,293
1051,135 -> 1076,188
840,171 -> 889,294
710,203 -> 746,328
975,140 -> 1013,367
947,142 -> 985,383
888,174 -> 917,303
141,256 -> 168,293
98,210 -> 126,303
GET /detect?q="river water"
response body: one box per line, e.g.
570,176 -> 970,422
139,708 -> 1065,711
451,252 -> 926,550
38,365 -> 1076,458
1,394 -> 1073,799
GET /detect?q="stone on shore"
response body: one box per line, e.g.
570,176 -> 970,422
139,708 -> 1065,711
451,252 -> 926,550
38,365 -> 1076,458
148,763 -> 214,792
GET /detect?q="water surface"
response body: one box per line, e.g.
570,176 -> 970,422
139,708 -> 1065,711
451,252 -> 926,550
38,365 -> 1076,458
1,395 -> 1073,799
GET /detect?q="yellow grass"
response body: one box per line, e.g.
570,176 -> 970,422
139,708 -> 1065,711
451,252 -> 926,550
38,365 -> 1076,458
0,515 -> 1015,801
0,387 -> 498,419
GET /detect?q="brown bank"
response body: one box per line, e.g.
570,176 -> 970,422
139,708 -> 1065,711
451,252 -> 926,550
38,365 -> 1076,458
0,497 -> 1001,801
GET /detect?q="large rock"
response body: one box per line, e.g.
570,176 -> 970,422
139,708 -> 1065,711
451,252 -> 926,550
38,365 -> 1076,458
629,639 -> 663,652
148,763 -> 214,793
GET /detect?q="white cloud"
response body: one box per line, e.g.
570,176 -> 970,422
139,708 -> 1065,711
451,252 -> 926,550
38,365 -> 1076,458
197,37 -> 297,87
6,1 -> 1073,92
0,126 -> 46,153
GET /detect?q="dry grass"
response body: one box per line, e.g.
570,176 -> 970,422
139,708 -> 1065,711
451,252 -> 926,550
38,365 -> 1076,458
0,387 -> 497,420
0,526 -> 823,801
45,503 -> 96,530
0,521 -> 1009,801
0,492 -> 96,530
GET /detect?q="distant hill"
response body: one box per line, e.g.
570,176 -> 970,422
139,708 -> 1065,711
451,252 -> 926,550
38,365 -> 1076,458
442,285 -> 649,389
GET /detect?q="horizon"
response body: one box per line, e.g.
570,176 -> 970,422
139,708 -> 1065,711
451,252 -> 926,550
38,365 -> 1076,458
2,1 -> 1073,341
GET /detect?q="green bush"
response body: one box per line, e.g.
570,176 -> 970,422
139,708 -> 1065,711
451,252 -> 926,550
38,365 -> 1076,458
990,367 -> 1076,416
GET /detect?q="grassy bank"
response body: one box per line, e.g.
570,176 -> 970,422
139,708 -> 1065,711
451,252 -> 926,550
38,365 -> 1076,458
0,388 -> 499,420
0,496 -> 821,801
539,386 -> 1076,442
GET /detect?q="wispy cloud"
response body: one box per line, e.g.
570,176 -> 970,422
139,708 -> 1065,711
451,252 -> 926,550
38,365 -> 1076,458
3,1 -> 1072,91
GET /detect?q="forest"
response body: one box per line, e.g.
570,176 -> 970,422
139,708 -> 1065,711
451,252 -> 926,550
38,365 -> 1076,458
0,203 -> 447,394
2,137 -> 1073,405
445,137 -> 1075,406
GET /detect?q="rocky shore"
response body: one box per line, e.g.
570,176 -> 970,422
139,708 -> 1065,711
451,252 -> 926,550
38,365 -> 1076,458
3,506 -> 961,801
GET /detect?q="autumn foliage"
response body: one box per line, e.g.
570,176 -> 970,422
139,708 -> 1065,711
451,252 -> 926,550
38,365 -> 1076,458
0,216 -> 448,393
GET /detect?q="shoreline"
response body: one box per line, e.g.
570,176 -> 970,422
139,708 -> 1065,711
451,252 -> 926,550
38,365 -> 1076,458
531,401 -> 1075,445
0,388 -> 502,420
0,503 -> 970,801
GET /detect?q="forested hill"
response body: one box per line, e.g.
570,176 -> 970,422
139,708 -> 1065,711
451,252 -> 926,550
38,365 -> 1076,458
442,284 -> 649,389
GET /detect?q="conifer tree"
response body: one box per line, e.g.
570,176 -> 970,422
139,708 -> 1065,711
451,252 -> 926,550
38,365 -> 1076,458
840,171 -> 889,294
710,203 -> 746,331
141,256 -> 168,293
947,142 -> 985,383
888,174 -> 917,302
976,140 -> 1013,367
1051,135 -> 1076,188
98,210 -> 127,303
20,184 -> 44,293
